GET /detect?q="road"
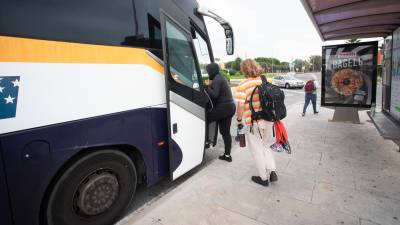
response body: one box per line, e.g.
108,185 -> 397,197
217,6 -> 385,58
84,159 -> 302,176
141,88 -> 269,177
283,72 -> 321,108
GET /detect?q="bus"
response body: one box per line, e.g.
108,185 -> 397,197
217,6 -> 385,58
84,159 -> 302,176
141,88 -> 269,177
0,0 -> 234,225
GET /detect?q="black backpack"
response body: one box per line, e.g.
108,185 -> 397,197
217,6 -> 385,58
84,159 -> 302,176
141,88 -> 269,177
249,75 -> 286,122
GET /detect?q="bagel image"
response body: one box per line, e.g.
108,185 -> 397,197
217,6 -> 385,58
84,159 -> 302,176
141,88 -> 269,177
330,69 -> 364,96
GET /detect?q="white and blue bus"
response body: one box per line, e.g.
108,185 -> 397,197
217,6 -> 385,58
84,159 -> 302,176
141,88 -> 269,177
0,0 -> 234,224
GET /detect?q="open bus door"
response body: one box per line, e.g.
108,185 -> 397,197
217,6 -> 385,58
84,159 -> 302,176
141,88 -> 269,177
161,12 -> 211,180
161,5 -> 234,181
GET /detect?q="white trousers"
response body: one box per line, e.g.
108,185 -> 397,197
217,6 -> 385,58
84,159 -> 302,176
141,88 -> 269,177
246,120 -> 276,181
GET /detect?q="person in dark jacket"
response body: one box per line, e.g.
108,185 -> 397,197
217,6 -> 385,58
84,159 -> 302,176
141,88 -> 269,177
205,63 -> 236,162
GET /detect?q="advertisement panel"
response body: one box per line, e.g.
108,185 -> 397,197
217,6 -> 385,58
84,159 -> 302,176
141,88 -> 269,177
391,28 -> 400,121
322,42 -> 378,108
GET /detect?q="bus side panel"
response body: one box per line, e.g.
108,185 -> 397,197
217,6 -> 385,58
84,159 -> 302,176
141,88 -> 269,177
150,107 -> 169,180
0,107 -> 157,225
0,143 -> 13,225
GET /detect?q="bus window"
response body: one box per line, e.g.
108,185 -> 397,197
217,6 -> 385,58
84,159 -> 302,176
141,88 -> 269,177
0,0 -> 136,47
166,21 -> 200,91
193,31 -> 212,79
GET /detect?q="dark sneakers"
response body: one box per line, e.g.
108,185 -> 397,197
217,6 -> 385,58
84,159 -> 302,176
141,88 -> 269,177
270,171 -> 278,182
251,176 -> 269,186
218,154 -> 232,162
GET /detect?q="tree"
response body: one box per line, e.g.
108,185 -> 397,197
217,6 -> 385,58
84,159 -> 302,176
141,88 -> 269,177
292,59 -> 311,72
280,62 -> 290,72
224,61 -> 234,69
308,55 -> 322,72
346,38 -> 361,43
232,57 -> 242,71
293,59 -> 304,72
254,57 -> 282,73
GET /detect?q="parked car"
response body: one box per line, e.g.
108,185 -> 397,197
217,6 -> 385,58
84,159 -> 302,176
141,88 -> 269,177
272,75 -> 305,89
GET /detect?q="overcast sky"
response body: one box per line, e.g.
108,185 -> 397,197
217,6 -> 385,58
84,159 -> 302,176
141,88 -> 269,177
198,0 -> 381,63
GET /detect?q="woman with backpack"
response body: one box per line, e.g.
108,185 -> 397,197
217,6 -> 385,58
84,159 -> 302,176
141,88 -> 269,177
235,59 -> 277,187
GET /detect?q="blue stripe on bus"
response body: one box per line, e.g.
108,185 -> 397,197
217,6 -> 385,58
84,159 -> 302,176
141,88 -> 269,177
0,107 -> 181,225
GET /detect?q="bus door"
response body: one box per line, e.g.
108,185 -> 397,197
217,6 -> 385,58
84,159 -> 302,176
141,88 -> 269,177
161,13 -> 208,180
191,24 -> 219,149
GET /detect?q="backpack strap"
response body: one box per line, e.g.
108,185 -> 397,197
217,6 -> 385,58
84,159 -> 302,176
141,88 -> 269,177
260,75 -> 268,84
249,85 -> 259,125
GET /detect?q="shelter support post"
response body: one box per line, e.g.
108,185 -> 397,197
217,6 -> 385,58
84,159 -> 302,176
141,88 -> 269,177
329,107 -> 360,124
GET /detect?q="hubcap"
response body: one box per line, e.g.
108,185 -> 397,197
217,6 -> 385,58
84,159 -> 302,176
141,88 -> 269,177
75,171 -> 119,216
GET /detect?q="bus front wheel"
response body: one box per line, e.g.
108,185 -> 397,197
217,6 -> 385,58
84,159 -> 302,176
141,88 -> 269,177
46,150 -> 137,225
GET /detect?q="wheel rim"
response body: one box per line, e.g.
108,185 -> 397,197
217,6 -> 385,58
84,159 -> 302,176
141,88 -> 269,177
74,170 -> 120,217
285,84 -> 289,88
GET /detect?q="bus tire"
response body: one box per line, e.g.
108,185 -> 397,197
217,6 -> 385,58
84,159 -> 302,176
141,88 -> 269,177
46,150 -> 137,225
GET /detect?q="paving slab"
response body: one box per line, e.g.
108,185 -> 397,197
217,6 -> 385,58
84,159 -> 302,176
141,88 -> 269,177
257,194 -> 359,225
312,182 -> 400,225
118,104 -> 400,225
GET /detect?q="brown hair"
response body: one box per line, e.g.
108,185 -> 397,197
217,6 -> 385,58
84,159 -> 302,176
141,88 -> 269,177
240,59 -> 263,78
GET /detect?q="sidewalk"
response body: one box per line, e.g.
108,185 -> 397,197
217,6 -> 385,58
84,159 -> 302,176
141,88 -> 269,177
118,104 -> 400,225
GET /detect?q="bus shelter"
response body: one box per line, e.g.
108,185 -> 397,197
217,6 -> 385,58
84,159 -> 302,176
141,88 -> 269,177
301,0 -> 400,149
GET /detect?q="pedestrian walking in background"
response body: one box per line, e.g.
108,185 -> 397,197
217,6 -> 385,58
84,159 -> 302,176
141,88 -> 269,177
235,59 -> 277,186
302,77 -> 319,116
205,63 -> 236,162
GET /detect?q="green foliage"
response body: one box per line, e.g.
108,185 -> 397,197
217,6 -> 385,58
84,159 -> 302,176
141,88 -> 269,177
308,55 -> 322,71
222,55 -> 322,74
224,57 -> 242,72
293,59 -> 314,72
228,69 -> 237,75
229,73 -> 245,80
220,69 -> 230,82
254,57 -> 290,73
232,57 -> 242,71
255,57 -> 280,65
225,61 -> 234,69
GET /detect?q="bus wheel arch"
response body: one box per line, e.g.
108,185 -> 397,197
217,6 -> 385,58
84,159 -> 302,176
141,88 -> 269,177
40,146 -> 145,225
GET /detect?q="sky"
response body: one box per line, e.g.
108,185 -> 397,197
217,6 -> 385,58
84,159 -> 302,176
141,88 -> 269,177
198,0 -> 382,63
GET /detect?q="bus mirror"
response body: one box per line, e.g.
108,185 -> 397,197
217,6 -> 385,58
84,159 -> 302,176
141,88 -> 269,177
196,6 -> 234,55
226,33 -> 234,55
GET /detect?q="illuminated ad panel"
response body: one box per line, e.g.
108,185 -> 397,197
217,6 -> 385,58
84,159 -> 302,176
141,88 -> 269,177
322,41 -> 378,108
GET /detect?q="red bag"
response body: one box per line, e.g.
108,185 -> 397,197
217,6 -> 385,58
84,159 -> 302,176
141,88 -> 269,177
273,121 -> 291,154
304,80 -> 315,93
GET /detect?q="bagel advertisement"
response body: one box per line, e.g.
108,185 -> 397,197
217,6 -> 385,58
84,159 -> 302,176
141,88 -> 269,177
322,42 -> 378,107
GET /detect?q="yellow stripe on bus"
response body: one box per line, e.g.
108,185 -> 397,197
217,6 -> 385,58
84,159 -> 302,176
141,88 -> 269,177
0,36 -> 164,74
